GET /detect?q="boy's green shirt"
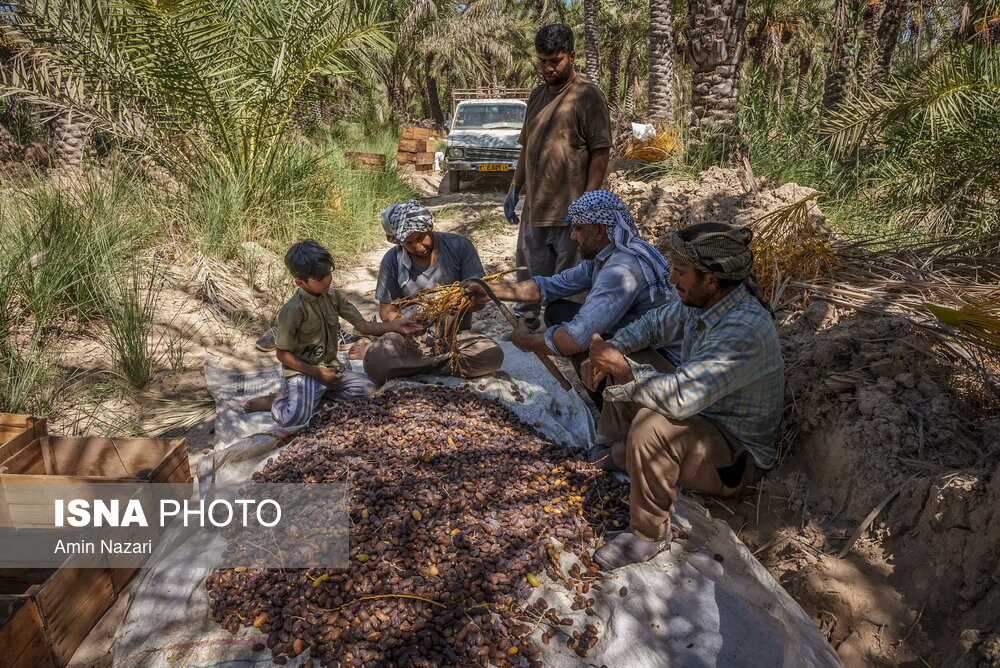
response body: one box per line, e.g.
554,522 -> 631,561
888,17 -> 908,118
275,288 -> 364,377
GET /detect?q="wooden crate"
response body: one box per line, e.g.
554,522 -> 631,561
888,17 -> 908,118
414,164 -> 433,173
0,436 -> 190,484
0,563 -> 115,668
398,138 -> 438,153
1,590 -> 56,668
396,151 -> 434,166
0,436 -> 190,529
401,126 -> 431,140
343,151 -> 386,171
0,415 -> 47,464
397,138 -> 420,153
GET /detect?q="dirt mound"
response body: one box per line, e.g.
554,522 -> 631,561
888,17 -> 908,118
766,302 -> 1000,666
608,166 -> 831,243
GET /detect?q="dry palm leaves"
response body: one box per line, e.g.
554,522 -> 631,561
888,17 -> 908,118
623,126 -> 683,163
393,269 -> 517,372
749,192 -> 836,307
789,233 -> 1000,393
926,295 -> 1000,353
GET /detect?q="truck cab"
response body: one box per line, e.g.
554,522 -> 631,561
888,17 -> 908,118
445,97 -> 527,192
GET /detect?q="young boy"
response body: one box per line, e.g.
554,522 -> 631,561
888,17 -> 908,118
245,239 -> 424,426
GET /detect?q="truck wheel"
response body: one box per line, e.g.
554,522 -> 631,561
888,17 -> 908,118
448,170 -> 460,193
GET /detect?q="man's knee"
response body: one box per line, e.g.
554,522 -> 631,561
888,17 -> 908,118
459,341 -> 504,378
347,378 -> 377,398
624,409 -> 684,462
362,335 -> 398,386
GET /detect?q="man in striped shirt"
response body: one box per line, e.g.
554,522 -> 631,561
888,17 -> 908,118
584,223 -> 785,570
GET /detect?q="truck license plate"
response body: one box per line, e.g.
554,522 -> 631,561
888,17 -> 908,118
479,164 -> 508,172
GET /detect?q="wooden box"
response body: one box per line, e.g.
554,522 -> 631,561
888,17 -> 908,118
0,436 -> 190,484
414,164 -> 433,173
396,151 -> 434,166
0,589 -> 56,668
401,126 -> 431,140
397,138 -> 420,153
0,436 -> 190,531
0,415 -> 47,464
0,563 -> 115,668
343,151 -> 386,171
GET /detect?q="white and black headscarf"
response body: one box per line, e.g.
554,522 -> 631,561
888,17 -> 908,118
380,200 -> 434,245
566,190 -> 672,301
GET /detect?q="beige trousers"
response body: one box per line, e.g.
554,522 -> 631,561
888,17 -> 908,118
598,349 -> 751,541
363,331 -> 504,386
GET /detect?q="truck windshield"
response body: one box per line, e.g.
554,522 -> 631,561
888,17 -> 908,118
453,104 -> 525,130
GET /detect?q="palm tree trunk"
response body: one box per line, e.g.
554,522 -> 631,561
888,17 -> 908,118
795,47 -> 812,111
647,0 -> 677,123
686,0 -> 749,162
53,107 -> 86,169
624,46 -> 639,112
607,45 -> 622,108
583,0 -> 601,81
856,0 -> 882,85
823,0 -> 854,113
874,0 -> 907,77
424,54 -> 445,125
772,55 -> 786,119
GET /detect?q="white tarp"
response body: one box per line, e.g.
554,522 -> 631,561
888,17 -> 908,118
113,341 -> 842,668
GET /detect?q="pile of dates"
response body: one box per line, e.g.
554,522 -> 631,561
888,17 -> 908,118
206,386 -> 629,667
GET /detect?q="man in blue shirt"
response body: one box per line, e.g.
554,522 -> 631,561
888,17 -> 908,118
467,190 -> 677,408
583,223 -> 785,570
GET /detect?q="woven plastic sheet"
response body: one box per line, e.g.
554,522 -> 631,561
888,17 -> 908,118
112,343 -> 841,668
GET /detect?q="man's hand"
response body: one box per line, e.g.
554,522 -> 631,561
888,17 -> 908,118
392,317 -> 426,337
580,358 -> 608,392
463,281 -> 490,306
504,184 -> 522,225
316,367 -> 343,388
510,317 -> 533,351
589,333 -> 633,382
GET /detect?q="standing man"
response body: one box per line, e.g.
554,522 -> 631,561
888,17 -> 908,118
505,23 -> 613,327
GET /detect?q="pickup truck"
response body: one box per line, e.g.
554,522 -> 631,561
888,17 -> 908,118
445,97 -> 527,192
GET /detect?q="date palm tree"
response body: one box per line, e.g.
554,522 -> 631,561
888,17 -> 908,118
583,0 -> 601,81
822,41 -> 1000,232
0,0 -> 386,181
686,0 -> 750,160
648,0 -> 678,122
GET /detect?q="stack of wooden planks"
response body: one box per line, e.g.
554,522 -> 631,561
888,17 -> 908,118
343,152 -> 387,172
396,127 -> 436,172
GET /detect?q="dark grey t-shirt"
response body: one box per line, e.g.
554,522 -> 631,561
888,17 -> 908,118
375,232 -> 486,329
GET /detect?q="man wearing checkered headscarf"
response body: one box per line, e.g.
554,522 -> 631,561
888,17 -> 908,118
464,190 -> 678,408
365,200 -> 503,386
584,222 -> 785,570
380,200 -> 434,245
565,190 -> 672,302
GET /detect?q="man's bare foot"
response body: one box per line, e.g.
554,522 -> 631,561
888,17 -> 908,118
348,340 -> 371,360
244,393 -> 281,413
